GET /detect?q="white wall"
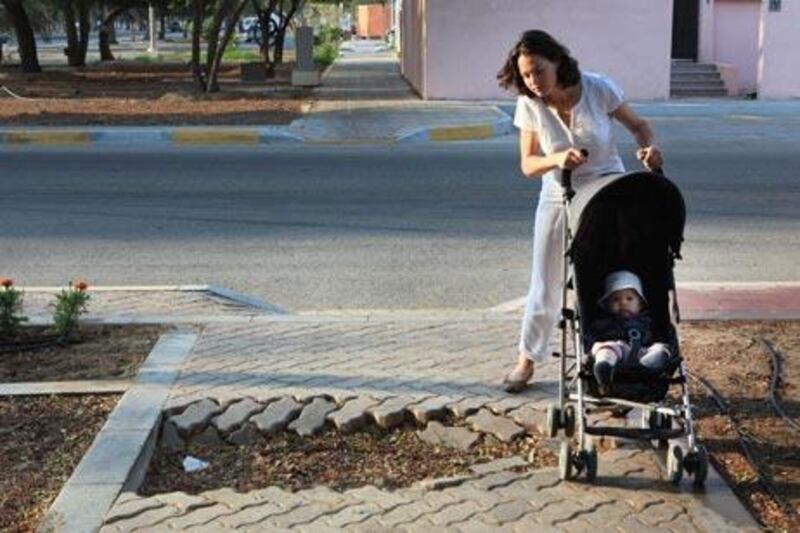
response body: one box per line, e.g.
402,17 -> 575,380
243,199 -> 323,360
714,0 -> 760,94
407,0 -> 672,100
758,0 -> 800,98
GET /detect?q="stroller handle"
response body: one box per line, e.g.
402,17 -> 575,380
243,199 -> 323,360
560,149 -> 589,200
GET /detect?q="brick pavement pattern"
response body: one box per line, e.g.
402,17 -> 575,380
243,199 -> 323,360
100,316 -> 753,531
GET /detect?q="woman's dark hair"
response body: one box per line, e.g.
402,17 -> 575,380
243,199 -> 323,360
497,29 -> 580,98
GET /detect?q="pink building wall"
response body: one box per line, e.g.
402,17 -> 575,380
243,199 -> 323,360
401,0 -> 672,100
401,0 -> 426,96
758,0 -> 800,99
713,0 -> 760,94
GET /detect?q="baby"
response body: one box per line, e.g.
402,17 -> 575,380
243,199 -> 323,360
589,270 -> 672,395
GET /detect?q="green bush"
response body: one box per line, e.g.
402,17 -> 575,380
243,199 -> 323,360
222,48 -> 262,62
0,278 -> 27,341
313,41 -> 339,66
51,279 -> 90,341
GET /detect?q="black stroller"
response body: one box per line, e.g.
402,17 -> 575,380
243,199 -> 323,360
543,166 -> 709,487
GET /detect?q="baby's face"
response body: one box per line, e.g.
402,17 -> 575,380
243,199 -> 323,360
608,288 -> 643,318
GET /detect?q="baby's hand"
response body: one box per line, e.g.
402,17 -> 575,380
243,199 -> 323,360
636,145 -> 663,171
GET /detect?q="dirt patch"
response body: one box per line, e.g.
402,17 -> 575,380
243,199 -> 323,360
0,62 -> 305,126
681,320 -> 800,531
0,325 -> 164,382
0,394 -> 120,533
140,420 -> 555,495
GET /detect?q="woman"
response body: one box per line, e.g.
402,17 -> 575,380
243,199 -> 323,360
497,29 -> 664,392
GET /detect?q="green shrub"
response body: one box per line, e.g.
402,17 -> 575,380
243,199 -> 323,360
313,41 -> 339,66
0,278 -> 27,341
51,279 -> 90,341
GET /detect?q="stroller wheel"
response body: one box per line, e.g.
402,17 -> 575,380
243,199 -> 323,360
546,403 -> 561,438
665,442 -> 684,485
562,405 -> 576,438
686,445 -> 709,488
582,445 -> 598,482
558,441 -> 573,481
646,411 -> 672,448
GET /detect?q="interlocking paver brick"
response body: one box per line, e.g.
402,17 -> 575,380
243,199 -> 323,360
227,421 -> 260,445
169,398 -> 222,437
481,499 -> 533,525
447,397 -> 492,418
251,396 -> 303,435
260,502 -> 340,528
159,420 -> 184,452
469,470 -> 524,491
154,491 -> 214,514
638,501 -> 687,526
428,500 -> 481,526
191,425 -> 224,446
160,503 -> 234,529
99,505 -> 179,532
289,397 -> 337,436
321,502 -> 384,527
327,396 -> 381,433
211,397 -> 263,433
466,409 -> 525,442
367,396 -> 414,428
507,404 -> 546,434
408,395 -> 454,423
417,421 -> 480,451
215,501 -> 299,528
103,496 -> 164,524
470,456 -> 529,476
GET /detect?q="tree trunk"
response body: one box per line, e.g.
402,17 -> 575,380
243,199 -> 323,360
64,0 -> 81,66
191,0 -> 205,88
205,0 -> 248,92
204,0 -> 229,78
254,0 -> 278,78
1,0 -> 41,72
99,7 -> 126,61
78,0 -> 91,62
274,0 -> 302,67
159,10 -> 165,40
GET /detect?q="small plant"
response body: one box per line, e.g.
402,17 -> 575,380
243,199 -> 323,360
52,278 -> 91,341
0,277 -> 28,340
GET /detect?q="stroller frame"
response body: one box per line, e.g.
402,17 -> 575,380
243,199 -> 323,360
546,167 -> 709,486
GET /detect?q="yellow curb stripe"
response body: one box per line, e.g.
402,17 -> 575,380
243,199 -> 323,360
429,124 -> 494,142
5,131 -> 92,145
172,130 -> 259,145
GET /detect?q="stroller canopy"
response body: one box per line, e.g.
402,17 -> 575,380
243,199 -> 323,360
568,171 -> 686,347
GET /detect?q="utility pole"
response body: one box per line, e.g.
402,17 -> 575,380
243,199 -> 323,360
148,3 -> 157,53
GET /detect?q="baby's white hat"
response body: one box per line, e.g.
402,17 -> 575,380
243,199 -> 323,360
599,270 -> 646,306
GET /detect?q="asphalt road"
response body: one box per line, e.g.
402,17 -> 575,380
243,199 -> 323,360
1,130 -> 798,312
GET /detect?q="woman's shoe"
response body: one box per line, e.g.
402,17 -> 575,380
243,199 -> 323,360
503,358 -> 534,393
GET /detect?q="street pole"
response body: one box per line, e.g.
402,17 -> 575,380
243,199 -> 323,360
148,3 -> 157,54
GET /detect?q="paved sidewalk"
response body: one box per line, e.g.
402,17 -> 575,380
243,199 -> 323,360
79,283 -> 797,531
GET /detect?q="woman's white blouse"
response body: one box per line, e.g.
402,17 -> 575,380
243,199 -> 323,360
513,72 -> 626,199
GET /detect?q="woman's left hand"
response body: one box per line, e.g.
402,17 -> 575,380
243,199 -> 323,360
636,145 -> 663,171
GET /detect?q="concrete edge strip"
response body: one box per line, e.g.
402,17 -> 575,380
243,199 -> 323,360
395,116 -> 513,144
206,284 -> 288,314
38,330 -> 198,533
0,380 -> 132,396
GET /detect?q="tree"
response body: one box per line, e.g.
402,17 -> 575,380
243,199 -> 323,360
99,5 -> 127,60
1,0 -> 41,71
63,0 -> 91,67
250,0 -> 303,78
191,0 -> 248,92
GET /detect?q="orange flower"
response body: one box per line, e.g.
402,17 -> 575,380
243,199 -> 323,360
0,278 -> 13,289
72,278 -> 89,292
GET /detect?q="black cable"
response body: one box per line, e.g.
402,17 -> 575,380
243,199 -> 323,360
685,368 -> 798,521
755,336 -> 800,434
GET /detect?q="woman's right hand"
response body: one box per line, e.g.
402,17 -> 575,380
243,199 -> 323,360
556,148 -> 587,170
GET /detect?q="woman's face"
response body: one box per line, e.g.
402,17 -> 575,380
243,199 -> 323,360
517,53 -> 558,98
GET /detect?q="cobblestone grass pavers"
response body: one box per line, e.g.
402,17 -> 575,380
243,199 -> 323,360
99,318 -> 753,531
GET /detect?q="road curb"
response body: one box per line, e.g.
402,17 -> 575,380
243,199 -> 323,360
38,330 -> 197,533
396,114 -> 513,144
0,127 -> 303,147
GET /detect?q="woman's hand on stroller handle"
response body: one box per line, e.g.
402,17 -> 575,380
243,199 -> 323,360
637,144 -> 663,172
557,148 -> 588,171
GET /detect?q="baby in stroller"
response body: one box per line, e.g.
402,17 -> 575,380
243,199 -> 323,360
587,270 -> 672,395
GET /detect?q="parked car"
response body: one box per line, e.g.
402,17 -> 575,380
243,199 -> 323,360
167,20 -> 182,33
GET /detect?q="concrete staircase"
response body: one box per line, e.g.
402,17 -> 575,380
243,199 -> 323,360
670,59 -> 728,98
